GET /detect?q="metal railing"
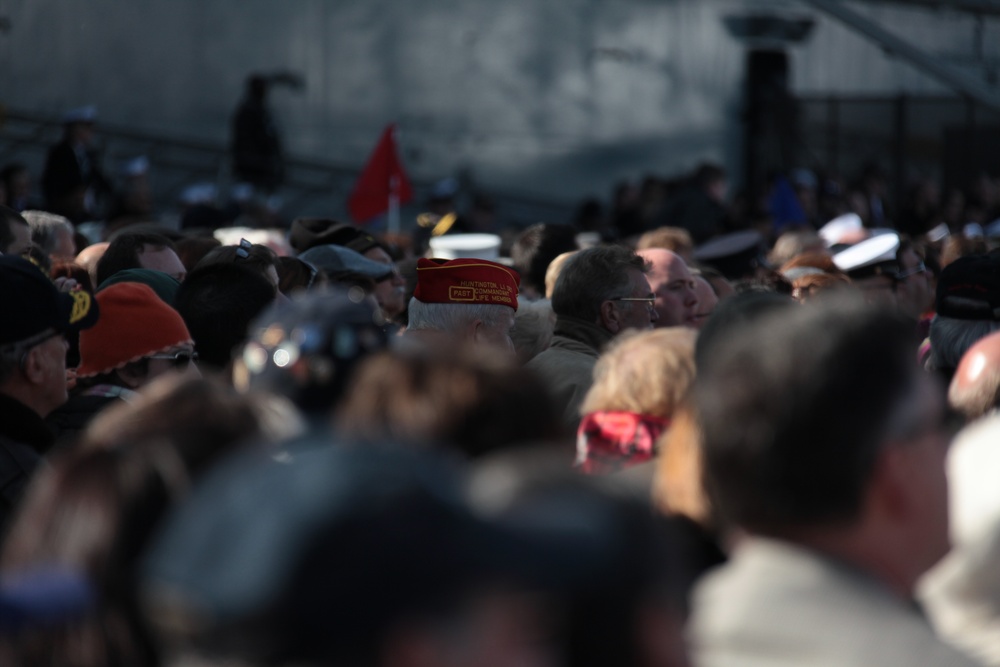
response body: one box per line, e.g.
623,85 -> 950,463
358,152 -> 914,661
0,107 -> 574,228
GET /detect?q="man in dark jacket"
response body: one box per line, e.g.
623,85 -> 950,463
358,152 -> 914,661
526,245 -> 657,429
41,106 -> 113,222
232,75 -> 284,193
0,256 -> 98,531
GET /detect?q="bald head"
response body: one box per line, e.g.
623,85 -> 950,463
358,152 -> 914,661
949,330 -> 1000,421
75,242 -> 109,287
637,248 -> 699,328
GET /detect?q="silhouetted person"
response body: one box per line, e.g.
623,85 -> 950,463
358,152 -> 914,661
41,107 -> 113,222
232,75 -> 284,193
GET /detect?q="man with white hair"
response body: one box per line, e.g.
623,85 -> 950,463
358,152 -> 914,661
23,210 -> 76,262
405,257 -> 519,355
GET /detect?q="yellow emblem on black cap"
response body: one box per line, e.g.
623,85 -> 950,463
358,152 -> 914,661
69,290 -> 92,324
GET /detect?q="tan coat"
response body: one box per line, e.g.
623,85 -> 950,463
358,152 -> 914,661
525,315 -> 613,431
691,538 -> 985,667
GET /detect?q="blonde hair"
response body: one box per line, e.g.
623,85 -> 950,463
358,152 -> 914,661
580,328 -> 696,419
652,402 -> 713,526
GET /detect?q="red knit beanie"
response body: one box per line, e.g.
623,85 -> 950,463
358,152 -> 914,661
77,282 -> 193,378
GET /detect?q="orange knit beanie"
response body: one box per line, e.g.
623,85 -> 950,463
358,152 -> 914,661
77,282 -> 193,378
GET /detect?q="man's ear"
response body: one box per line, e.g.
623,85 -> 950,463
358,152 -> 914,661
469,318 -> 487,345
20,346 -> 47,385
599,300 -> 621,334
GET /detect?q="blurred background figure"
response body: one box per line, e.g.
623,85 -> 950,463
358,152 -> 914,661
335,347 -> 565,458
510,223 -> 579,301
41,106 -> 114,223
948,330 -> 1000,424
0,163 -> 39,213
234,287 -> 389,419
0,206 -> 32,257
920,412 -> 1000,666
231,72 -> 301,196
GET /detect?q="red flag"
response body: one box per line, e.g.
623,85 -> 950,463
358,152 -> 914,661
347,124 -> 413,223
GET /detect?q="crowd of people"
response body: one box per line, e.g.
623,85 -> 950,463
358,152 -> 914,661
4,106 -> 1000,667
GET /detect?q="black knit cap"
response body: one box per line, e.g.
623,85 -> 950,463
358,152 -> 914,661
936,254 -> 1000,321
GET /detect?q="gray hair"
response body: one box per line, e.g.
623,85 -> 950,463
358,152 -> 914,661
930,315 -> 1000,372
22,210 -> 73,257
407,298 -> 512,333
550,245 -> 648,322
511,299 -> 555,362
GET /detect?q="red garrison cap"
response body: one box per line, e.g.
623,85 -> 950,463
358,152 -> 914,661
414,258 -> 520,311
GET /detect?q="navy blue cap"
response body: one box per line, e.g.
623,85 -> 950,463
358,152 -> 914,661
0,256 -> 99,346
0,568 -> 93,634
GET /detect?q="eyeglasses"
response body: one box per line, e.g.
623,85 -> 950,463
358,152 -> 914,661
896,261 -> 927,280
147,351 -> 199,369
610,297 -> 656,306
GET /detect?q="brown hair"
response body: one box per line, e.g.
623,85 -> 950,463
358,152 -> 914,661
636,227 -> 694,259
580,328 -> 696,420
791,271 -> 853,302
0,445 -> 186,667
335,348 -> 565,457
79,375 -> 276,476
780,252 -> 844,276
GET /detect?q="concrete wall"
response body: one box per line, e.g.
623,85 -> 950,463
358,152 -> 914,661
0,0 -> 995,204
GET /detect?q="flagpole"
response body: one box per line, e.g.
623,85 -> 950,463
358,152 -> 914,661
388,174 -> 400,235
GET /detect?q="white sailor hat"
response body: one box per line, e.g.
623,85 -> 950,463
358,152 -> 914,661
62,106 -> 97,124
818,213 -> 865,247
833,232 -> 900,280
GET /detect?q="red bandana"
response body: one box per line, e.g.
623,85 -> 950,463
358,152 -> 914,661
575,410 -> 670,475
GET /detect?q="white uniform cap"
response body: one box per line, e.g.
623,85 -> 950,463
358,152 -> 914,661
833,232 -> 900,274
818,213 -> 863,246
63,105 -> 97,124
964,223 -> 985,239
927,223 -> 951,243
428,233 -> 502,260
